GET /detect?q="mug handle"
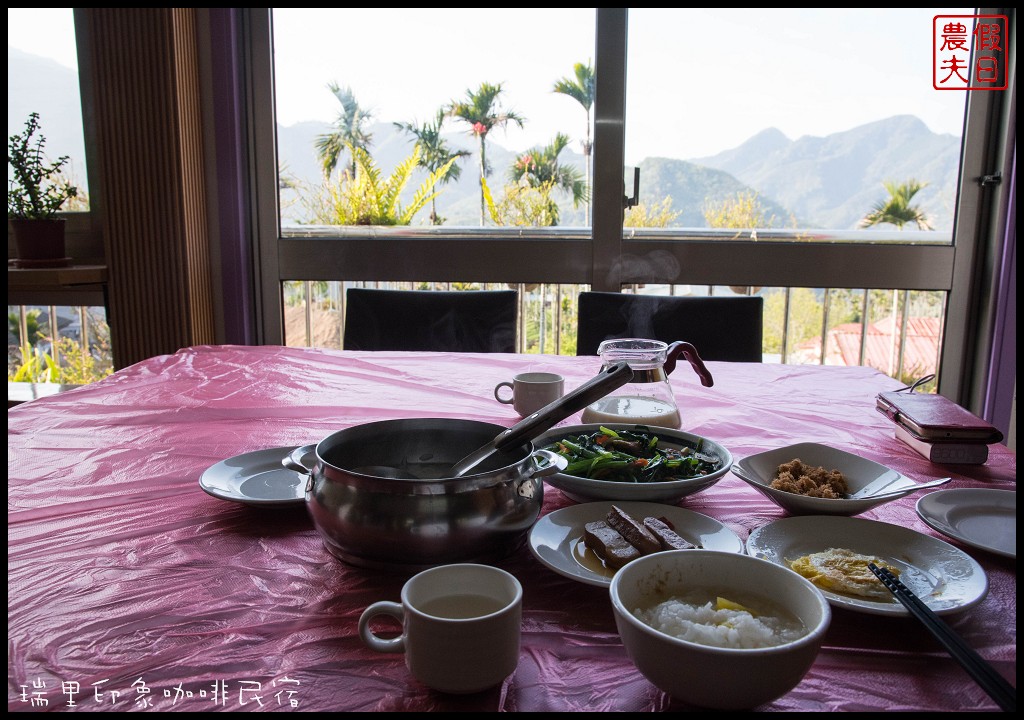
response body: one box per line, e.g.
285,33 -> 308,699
358,601 -> 406,654
494,381 -> 515,404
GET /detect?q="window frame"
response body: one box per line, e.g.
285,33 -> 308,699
7,10 -> 106,265
242,7 -> 1015,408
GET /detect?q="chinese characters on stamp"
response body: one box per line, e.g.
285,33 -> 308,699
934,14 -> 1008,90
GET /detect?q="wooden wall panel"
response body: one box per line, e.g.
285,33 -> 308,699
82,8 -> 214,369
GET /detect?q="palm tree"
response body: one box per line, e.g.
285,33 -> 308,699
448,82 -> 525,225
508,133 -> 588,224
304,144 -> 456,227
552,61 -> 595,225
394,109 -> 471,225
315,82 -> 374,180
859,179 -> 934,230
860,179 -> 933,376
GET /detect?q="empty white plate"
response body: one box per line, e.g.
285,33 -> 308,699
199,446 -> 312,506
916,488 -> 1016,559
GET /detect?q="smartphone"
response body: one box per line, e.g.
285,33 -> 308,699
875,392 -> 1003,444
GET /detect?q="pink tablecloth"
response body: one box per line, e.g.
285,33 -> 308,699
7,345 -> 1016,711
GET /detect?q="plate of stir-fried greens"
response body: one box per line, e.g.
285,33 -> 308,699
537,424 -> 733,504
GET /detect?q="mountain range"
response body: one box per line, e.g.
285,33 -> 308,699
691,116 -> 960,231
8,47 -> 88,183
278,114 -> 959,231
10,45 -> 960,232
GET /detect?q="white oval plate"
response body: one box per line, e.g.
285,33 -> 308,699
746,515 -> 988,616
535,424 -> 732,505
916,488 -> 1016,559
528,500 -> 744,587
199,446 -> 311,506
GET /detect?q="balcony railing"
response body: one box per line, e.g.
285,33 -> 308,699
7,304 -> 112,385
7,283 -> 944,392
280,281 -> 945,389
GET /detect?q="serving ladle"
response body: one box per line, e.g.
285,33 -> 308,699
449,360 -> 634,477
350,361 -> 634,480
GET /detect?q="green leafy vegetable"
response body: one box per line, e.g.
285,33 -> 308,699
543,426 -> 721,483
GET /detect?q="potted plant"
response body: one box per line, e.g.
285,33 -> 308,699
8,112 -> 79,267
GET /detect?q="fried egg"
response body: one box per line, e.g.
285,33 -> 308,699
788,548 -> 898,600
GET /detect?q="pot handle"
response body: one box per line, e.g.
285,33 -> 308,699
529,449 -> 568,478
664,341 -> 715,388
283,444 -> 317,473
516,449 -> 567,500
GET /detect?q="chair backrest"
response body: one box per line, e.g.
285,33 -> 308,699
343,288 -> 518,353
576,292 -> 764,361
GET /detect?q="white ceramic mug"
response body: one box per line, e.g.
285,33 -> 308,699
358,563 -> 523,694
494,372 -> 565,417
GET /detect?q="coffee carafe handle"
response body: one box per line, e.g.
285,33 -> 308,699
664,341 -> 715,387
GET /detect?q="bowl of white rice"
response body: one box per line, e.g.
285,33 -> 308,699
609,549 -> 831,709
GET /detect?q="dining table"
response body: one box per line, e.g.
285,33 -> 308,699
7,344 -> 1016,712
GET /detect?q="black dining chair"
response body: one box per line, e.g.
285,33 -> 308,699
575,291 -> 764,361
343,288 -> 518,353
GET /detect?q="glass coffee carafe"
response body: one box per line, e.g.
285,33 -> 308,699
581,339 -> 714,429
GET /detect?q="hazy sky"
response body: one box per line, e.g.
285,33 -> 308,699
8,8 -> 78,67
271,8 -> 969,164
10,8 -> 970,165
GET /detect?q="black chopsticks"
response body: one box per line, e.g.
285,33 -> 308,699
869,563 -> 1016,712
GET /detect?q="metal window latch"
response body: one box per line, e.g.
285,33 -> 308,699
623,167 -> 640,209
977,173 -> 1002,187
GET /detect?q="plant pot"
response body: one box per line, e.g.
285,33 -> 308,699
10,217 -> 70,267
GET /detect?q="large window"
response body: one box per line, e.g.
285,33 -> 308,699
244,8 -> 1013,403
624,8 -> 966,239
272,8 -> 596,231
7,8 -> 89,207
7,8 -> 103,261
615,8 -> 971,383
7,8 -> 111,387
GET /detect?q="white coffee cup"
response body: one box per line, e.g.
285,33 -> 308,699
358,563 -> 523,694
494,372 -> 565,416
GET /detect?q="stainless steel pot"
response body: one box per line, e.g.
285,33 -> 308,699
284,418 -> 566,571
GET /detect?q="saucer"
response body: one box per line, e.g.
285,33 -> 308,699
199,446 -> 313,506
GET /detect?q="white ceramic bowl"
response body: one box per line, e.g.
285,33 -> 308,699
610,549 -> 831,709
535,423 -> 732,504
732,442 -> 921,516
